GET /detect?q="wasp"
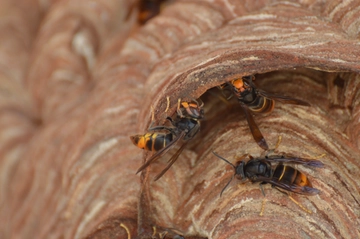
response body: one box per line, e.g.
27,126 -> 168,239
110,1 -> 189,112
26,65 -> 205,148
220,75 -> 310,150
130,99 -> 204,180
212,151 -> 324,197
137,0 -> 168,24
126,0 -> 168,25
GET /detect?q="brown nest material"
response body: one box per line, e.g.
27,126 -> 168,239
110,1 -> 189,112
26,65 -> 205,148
0,0 -> 359,238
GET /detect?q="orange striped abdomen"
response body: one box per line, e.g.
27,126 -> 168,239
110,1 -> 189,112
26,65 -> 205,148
249,97 -> 275,114
130,132 -> 173,151
273,165 -> 312,188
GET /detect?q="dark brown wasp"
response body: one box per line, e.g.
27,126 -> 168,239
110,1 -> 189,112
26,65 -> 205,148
126,0 -> 170,25
137,0 -> 168,24
130,99 -> 204,180
212,151 -> 324,197
221,75 -> 310,150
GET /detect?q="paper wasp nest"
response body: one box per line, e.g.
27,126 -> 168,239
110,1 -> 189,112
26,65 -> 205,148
0,0 -> 359,238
